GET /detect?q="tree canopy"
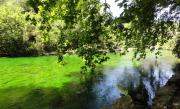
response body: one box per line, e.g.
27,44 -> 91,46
116,0 -> 180,57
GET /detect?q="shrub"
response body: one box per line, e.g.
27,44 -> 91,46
0,6 -> 41,57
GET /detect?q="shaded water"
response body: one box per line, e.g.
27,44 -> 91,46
87,59 -> 174,109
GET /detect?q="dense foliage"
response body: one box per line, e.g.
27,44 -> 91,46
0,6 -> 41,56
0,1 -> 59,56
115,0 -> 180,58
26,0 -> 116,73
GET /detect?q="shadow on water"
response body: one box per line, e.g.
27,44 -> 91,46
0,82 -> 96,109
0,87 -> 63,109
0,59 -> 176,109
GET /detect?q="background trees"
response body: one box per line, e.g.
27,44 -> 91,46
0,0 -> 60,56
0,5 -> 41,56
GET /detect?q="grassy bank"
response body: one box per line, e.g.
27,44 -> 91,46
0,54 -> 122,109
0,54 -> 123,88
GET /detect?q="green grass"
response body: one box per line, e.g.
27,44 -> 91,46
0,54 -> 122,109
0,54 -> 122,89
0,55 -> 80,89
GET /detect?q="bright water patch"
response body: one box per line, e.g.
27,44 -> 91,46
142,60 -> 174,105
92,59 -> 174,109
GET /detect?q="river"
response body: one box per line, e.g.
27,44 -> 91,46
84,58 -> 175,109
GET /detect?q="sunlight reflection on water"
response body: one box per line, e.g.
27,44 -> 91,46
92,59 -> 174,109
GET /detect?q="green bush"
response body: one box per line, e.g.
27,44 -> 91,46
0,6 -> 41,57
43,24 -> 59,53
